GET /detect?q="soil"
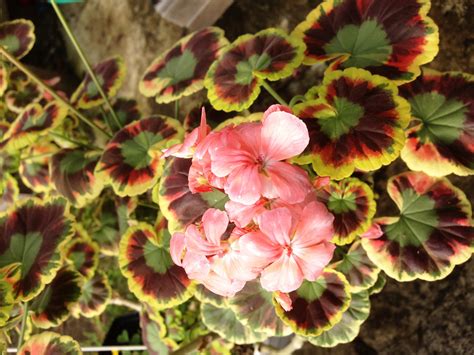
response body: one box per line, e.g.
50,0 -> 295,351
3,0 -> 473,353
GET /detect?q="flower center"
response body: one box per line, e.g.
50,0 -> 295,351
283,244 -> 293,256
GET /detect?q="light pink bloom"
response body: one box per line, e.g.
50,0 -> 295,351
240,202 -> 335,293
163,108 -> 209,158
187,126 -> 236,193
170,208 -> 260,296
262,104 -> 292,120
209,110 -> 312,205
225,192 -> 319,228
274,291 -> 293,311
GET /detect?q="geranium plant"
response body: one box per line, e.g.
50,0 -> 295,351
0,0 -> 472,353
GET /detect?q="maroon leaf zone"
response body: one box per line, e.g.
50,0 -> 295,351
30,267 -> 82,329
65,227 -> 99,279
97,116 -> 182,196
5,82 -> 42,113
156,158 -> 223,232
398,70 -> 474,175
71,56 -> 125,109
362,172 -> 473,281
140,27 -> 227,103
0,19 -> 35,59
119,223 -> 194,309
50,148 -> 103,207
0,198 -> 72,301
19,141 -> 57,193
111,98 -> 141,130
205,28 -> 304,111
294,0 -> 438,82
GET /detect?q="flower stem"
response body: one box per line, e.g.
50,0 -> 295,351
0,47 -> 112,138
288,94 -> 306,107
50,0 -> 122,130
261,80 -> 289,106
17,302 -> 29,350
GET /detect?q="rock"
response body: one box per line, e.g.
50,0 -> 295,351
62,0 -> 183,114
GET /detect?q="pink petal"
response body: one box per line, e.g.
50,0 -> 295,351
200,270 -> 246,297
260,253 -> 304,293
212,248 -> 261,282
292,242 -> 335,281
258,207 -> 292,246
261,111 -> 309,161
263,104 -> 292,120
182,251 -> 210,280
239,231 -> 282,265
197,107 -> 209,141
292,201 -> 334,248
170,232 -> 186,266
265,162 -> 312,203
210,148 -> 253,178
162,129 -> 198,158
202,208 -> 229,246
274,291 -> 293,311
225,164 -> 262,205
185,224 -> 223,255
313,176 -> 331,190
225,199 -> 265,228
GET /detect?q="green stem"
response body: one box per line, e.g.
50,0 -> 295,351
0,47 -> 111,138
100,106 -> 115,133
17,302 -> 29,350
288,94 -> 306,107
174,100 -> 180,120
261,80 -> 288,106
49,131 -> 101,150
50,0 -> 122,130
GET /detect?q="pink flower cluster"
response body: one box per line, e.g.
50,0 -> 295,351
167,106 -> 335,297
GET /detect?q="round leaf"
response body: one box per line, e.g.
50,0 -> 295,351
119,223 -> 195,310
201,303 -> 268,345
308,290 -> 370,347
154,157 -> 228,234
361,171 -> 473,281
399,69 -> 474,176
0,19 -> 35,59
72,270 -> 111,318
71,56 -> 126,109
293,68 -> 410,180
205,28 -> 304,112
317,178 -> 376,245
228,281 -> 292,337
19,141 -> 57,193
18,332 -> 81,355
0,102 -> 68,153
274,269 -> 351,337
292,0 -> 439,83
0,198 -> 73,301
140,310 -> 177,355
140,27 -> 228,104
64,224 -> 99,279
96,116 -> 183,196
5,82 -> 42,113
50,148 -> 104,207
332,241 -> 380,293
30,266 -> 83,329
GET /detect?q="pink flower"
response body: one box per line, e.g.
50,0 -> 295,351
240,202 -> 335,293
163,107 -> 209,158
170,208 -> 260,296
225,192 -> 319,228
187,126 -> 236,193
208,110 -> 312,205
